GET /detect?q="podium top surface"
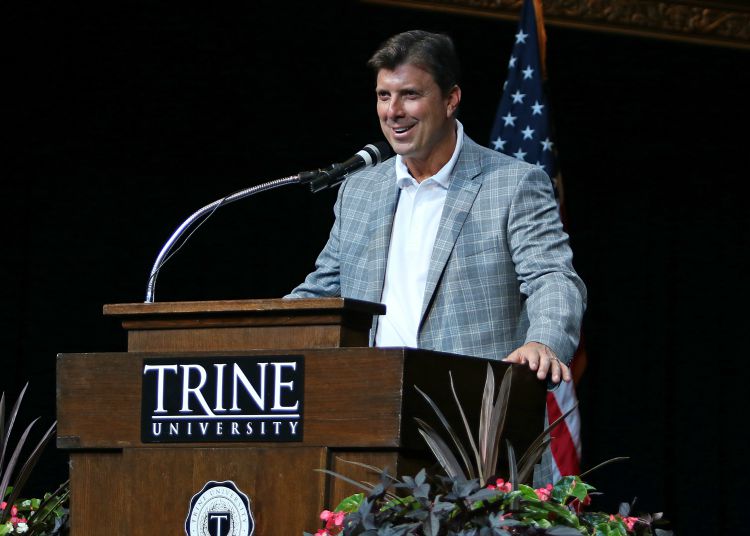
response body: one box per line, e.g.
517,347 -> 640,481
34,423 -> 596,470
103,297 -> 386,317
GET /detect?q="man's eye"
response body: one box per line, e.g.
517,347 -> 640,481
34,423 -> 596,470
377,93 -> 390,101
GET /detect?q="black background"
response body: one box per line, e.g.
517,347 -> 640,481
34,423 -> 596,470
3,1 -> 748,534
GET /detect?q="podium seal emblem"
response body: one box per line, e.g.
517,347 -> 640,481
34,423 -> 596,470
185,480 -> 254,536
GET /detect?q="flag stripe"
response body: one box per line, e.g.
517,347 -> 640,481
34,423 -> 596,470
488,0 -> 584,483
546,387 -> 581,479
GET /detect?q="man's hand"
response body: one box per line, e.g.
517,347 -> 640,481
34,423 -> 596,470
503,342 -> 571,384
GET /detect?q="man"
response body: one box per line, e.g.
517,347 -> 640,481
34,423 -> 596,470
288,30 -> 585,384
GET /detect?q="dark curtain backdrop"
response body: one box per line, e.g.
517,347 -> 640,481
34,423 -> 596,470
3,2 -> 748,534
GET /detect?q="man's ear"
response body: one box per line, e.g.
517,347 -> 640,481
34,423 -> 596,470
447,85 -> 462,117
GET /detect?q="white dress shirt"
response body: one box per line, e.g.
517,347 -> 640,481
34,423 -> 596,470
375,121 -> 464,347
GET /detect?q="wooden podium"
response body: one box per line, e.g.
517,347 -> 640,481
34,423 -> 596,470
57,298 -> 545,535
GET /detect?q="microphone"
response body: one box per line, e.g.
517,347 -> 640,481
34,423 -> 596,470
304,141 -> 393,193
143,141 -> 393,302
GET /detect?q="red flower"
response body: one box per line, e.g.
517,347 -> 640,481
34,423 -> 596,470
569,493 -> 591,513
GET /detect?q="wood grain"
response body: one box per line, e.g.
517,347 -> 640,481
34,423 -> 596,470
59,300 -> 545,535
103,298 -> 383,352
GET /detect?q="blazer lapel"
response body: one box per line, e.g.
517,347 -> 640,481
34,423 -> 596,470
366,164 -> 400,304
420,138 -> 484,324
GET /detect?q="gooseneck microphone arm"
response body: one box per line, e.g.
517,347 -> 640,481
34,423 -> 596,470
143,141 -> 393,303
144,174 -> 304,303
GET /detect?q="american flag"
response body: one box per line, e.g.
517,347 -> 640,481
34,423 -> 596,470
488,0 -> 583,483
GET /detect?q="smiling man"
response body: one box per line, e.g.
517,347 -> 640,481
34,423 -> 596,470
288,30 -> 586,386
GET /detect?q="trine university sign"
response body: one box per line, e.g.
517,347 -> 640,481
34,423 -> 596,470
141,355 -> 304,443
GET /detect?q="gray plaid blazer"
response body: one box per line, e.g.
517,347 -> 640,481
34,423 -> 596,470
288,135 -> 586,364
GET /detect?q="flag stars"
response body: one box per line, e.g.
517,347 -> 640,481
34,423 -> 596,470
502,112 -> 517,127
492,137 -> 507,151
489,11 -> 559,178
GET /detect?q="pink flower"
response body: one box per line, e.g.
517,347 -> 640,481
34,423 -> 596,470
333,511 -> 345,526
319,509 -> 345,533
1,503 -> 19,518
314,530 -> 329,536
534,483 -> 553,501
608,513 -> 640,531
623,516 -> 639,531
487,478 -> 512,493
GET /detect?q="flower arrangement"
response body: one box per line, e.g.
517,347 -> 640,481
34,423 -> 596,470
1,490 -> 68,536
1,384 -> 69,536
306,365 -> 672,536
307,468 -> 668,536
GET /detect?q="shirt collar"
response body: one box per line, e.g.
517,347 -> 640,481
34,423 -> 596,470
394,120 -> 464,189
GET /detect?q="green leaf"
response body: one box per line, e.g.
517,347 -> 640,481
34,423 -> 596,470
540,500 -> 580,526
335,492 -> 365,513
26,479 -> 69,536
517,484 -> 538,500
551,476 -> 589,504
547,526 -> 586,535
570,479 -> 590,502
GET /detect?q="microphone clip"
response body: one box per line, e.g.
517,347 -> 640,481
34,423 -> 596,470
306,165 -> 343,193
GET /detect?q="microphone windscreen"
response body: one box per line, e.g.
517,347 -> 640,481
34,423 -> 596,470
370,141 -> 393,164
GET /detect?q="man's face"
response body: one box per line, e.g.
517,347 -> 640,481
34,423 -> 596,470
376,64 -> 460,170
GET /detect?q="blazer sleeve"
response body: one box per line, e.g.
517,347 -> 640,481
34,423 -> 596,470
507,166 -> 587,363
284,181 -> 346,298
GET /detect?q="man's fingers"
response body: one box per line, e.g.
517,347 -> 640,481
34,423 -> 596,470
502,349 -> 525,364
533,345 -> 556,379
560,361 -> 572,382
504,343 -> 573,384
547,356 -> 572,384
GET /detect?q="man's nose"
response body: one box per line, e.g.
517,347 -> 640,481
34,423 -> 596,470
387,97 -> 404,118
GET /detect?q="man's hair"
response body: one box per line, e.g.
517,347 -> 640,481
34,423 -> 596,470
367,30 -> 460,94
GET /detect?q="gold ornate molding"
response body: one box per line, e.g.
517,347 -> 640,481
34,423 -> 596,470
363,0 -> 750,49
